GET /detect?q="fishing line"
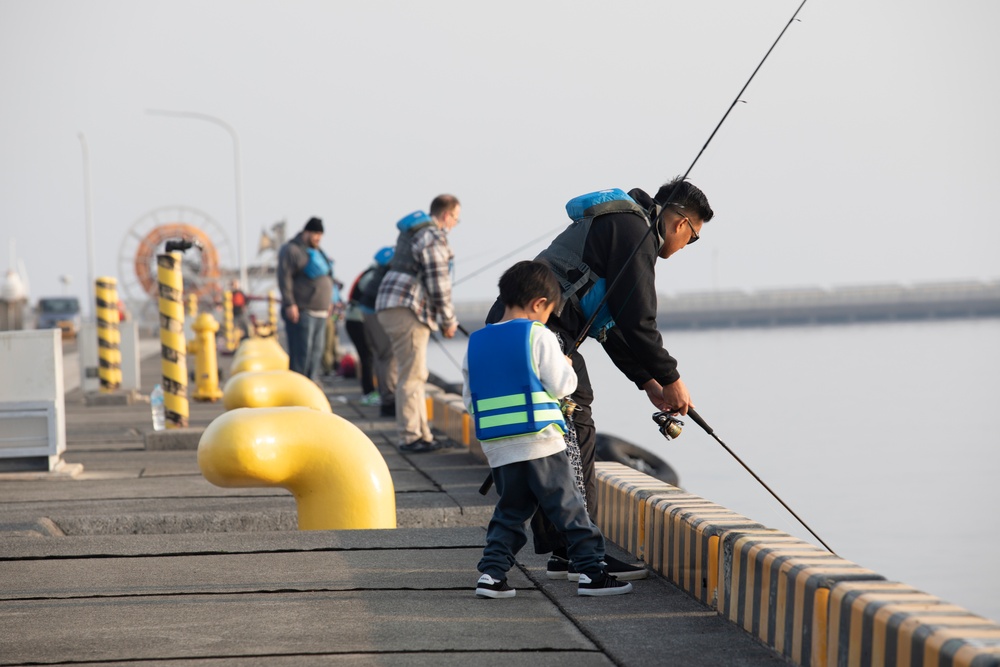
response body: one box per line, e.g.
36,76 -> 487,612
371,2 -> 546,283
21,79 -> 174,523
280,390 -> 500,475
478,2 -> 812,504
686,408 -> 835,553
572,0 -> 809,350
557,0 -> 827,548
453,224 -> 566,288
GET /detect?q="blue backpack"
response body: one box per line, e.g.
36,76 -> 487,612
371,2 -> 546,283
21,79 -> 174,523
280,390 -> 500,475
536,189 -> 652,341
303,247 -> 333,280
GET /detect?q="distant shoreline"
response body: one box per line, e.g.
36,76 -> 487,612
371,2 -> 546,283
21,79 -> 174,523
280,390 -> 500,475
454,279 -> 1000,331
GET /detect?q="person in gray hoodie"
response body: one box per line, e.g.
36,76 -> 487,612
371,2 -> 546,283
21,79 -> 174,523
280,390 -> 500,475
277,217 -> 334,380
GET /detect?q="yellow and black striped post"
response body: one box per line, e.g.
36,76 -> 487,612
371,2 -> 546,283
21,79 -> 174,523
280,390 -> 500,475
95,277 -> 121,393
157,252 -> 189,428
223,289 -> 236,351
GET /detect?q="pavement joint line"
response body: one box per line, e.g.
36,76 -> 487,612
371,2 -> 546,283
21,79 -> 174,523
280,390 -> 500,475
135,472 -> 203,478
10,647 -> 606,665
0,545 -> 491,561
399,454 -> 457,499
3,585 -> 535,602
0,493 -> 290,506
514,562 -> 628,667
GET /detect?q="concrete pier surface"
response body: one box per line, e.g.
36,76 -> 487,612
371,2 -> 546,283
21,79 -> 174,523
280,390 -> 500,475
0,349 -> 790,666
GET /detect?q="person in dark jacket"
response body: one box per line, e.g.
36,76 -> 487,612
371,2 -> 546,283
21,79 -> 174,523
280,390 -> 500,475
345,246 -> 397,415
277,217 -> 334,380
488,176 -> 713,580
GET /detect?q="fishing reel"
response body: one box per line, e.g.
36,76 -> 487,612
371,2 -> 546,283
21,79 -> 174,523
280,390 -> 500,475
652,410 -> 684,441
560,397 -> 580,416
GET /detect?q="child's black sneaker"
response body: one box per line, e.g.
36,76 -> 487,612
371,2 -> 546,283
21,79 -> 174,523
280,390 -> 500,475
546,555 -> 570,580
475,573 -> 516,599
568,555 -> 648,582
577,571 -> 633,597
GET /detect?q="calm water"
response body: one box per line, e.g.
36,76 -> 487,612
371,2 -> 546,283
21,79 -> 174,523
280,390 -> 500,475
427,318 -> 1000,622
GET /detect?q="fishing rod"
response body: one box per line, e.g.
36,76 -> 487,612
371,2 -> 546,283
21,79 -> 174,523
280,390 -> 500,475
572,0 -> 809,351
478,2 -> 811,502
454,225 -> 566,288
679,408 -> 836,554
431,332 -> 465,372
560,0 -> 830,550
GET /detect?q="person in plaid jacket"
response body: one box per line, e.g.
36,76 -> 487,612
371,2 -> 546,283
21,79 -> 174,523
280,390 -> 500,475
376,195 -> 461,452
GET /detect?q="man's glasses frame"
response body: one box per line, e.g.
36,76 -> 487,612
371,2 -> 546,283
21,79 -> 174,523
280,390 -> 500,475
665,204 -> 699,244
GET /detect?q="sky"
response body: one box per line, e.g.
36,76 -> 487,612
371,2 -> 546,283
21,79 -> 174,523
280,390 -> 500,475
1,0 -> 998,316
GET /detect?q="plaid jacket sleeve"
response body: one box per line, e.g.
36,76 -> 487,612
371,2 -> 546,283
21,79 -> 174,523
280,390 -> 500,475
416,228 -> 456,328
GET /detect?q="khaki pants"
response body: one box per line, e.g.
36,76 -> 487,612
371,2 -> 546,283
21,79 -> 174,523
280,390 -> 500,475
377,307 -> 432,446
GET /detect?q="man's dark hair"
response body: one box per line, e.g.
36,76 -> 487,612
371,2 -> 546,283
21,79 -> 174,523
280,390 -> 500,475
654,177 -> 714,222
429,194 -> 460,219
498,260 -> 562,310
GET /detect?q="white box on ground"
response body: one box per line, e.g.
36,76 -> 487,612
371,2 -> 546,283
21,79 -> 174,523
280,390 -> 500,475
0,329 -> 67,471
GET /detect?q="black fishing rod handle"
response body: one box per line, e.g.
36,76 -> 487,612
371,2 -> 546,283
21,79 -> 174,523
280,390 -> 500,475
687,408 -> 714,435
478,473 -> 494,495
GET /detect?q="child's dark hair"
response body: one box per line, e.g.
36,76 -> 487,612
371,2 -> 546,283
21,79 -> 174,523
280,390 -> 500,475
498,260 -> 562,310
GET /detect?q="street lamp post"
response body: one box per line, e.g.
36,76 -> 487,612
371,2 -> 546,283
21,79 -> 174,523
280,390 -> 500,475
146,109 -> 248,291
78,132 -> 96,318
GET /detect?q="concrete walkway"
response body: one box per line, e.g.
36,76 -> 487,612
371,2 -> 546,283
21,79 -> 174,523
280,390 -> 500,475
0,347 -> 790,666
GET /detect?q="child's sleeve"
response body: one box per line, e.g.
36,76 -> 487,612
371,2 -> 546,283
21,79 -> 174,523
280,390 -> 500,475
533,327 -> 578,399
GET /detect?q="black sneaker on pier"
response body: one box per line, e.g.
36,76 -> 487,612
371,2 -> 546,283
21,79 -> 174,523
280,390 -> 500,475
568,554 -> 648,582
577,571 -> 633,597
475,573 -> 516,599
546,555 -> 570,580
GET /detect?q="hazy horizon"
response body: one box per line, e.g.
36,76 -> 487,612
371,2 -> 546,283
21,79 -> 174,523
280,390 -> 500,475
3,1 -> 999,311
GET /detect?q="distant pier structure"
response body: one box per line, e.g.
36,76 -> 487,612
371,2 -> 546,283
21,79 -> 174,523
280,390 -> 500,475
656,280 -> 1000,330
453,280 -> 1000,333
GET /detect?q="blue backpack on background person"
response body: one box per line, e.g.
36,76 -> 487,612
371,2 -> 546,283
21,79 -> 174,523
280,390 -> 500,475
304,247 -> 333,280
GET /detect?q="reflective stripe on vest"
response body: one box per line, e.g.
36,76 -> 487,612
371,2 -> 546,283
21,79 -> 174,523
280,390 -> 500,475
467,319 -> 566,442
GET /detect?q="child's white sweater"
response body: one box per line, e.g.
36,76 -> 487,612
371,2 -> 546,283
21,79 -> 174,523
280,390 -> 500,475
462,320 -> 578,469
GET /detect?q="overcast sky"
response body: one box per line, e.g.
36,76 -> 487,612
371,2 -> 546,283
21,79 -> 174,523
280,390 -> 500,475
2,0 -> 998,311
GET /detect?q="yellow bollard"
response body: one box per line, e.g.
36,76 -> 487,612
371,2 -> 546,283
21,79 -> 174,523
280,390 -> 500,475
267,289 -> 278,335
222,369 -> 331,412
157,252 -> 189,428
192,313 -> 224,402
223,289 -> 237,352
186,293 -> 197,318
95,277 -> 121,393
233,336 -> 287,363
230,337 -> 289,376
198,407 -> 396,529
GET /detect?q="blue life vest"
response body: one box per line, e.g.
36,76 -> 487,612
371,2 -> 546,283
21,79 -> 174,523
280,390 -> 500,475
388,211 -> 435,276
467,320 -> 567,442
536,188 -> 655,341
303,247 -> 333,279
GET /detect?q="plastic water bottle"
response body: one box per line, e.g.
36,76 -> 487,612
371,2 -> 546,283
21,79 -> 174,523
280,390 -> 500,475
150,384 -> 166,431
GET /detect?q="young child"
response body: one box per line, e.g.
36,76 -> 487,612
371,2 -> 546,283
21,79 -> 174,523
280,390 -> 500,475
463,260 -> 632,598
